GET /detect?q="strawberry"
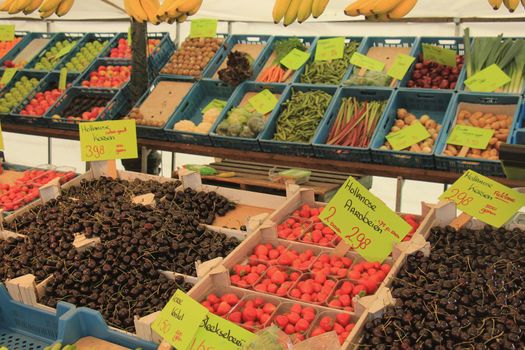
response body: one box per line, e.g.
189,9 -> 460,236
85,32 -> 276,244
287,312 -> 300,325
242,307 -> 257,322
295,318 -> 310,332
290,304 -> 302,314
221,293 -> 239,306
275,315 -> 288,328
310,327 -> 325,337
319,316 -> 333,331
284,324 -> 296,335
228,311 -> 242,323
263,303 -> 276,314
333,322 -> 345,335
216,301 -> 231,316
206,293 -> 220,304
336,313 -> 351,327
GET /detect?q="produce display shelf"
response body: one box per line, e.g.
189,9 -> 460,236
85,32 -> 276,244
24,32 -> 86,72
0,70 -> 48,116
210,81 -> 289,152
370,89 -> 456,168
0,32 -> 57,70
312,87 -> 394,163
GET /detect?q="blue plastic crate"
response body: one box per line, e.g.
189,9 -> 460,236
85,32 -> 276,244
45,86 -> 126,130
202,34 -> 271,80
259,84 -> 337,157
159,33 -> 228,80
58,307 -> 157,350
435,92 -> 523,176
253,36 -> 317,83
345,36 -> 418,88
296,36 -> 364,86
9,71 -> 79,125
122,76 -> 194,140
24,32 -> 86,72
0,31 -> 28,62
164,79 -> 237,145
0,284 -> 74,350
53,32 -> 116,74
370,89 -> 455,168
210,82 -> 288,151
0,70 -> 47,116
312,87 -> 393,163
147,32 -> 176,78
399,37 -> 467,91
74,58 -> 131,90
0,33 -> 56,69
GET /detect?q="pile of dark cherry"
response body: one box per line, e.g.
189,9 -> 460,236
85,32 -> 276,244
0,177 -> 241,332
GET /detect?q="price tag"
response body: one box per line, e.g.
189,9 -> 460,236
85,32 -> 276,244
320,176 -> 411,262
280,48 -> 310,70
79,119 -> 138,162
0,25 -> 15,42
464,64 -> 511,93
127,26 -> 132,45
190,19 -> 218,38
386,54 -> 415,80
59,68 -> 67,90
0,68 -> 17,85
439,170 -> 525,227
350,52 -> 385,72
447,125 -> 494,150
315,37 -> 345,62
248,89 -> 278,115
56,43 -> 74,59
0,123 -> 4,151
422,43 -> 457,67
153,289 -> 255,350
386,121 -> 431,151
202,99 -> 227,113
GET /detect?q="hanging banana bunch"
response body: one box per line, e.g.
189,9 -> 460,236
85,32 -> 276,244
488,0 -> 523,12
344,0 -> 417,20
123,0 -> 202,25
0,0 -> 74,17
273,0 -> 330,26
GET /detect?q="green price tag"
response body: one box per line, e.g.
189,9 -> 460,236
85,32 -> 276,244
79,120 -> 138,162
422,43 -> 457,67
280,48 -> 310,70
386,121 -> 431,151
447,125 -> 494,150
350,52 -> 385,72
59,68 -> 67,90
440,170 -> 525,228
152,289 -> 255,350
0,68 -> 17,85
248,89 -> 278,115
0,25 -> 15,42
202,99 -> 227,114
0,123 -> 4,151
190,19 -> 218,38
127,26 -> 132,45
56,44 -> 74,59
386,54 -> 415,80
315,37 -> 345,62
464,64 -> 511,93
320,176 -> 411,262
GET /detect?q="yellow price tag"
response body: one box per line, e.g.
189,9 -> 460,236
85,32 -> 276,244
0,25 -> 15,42
422,44 -> 457,67
447,125 -> 495,150
59,68 -> 68,90
190,19 -> 218,38
248,89 -> 278,115
0,68 -> 17,86
315,37 -> 345,62
350,52 -> 385,72
79,119 -> 138,162
386,54 -> 415,80
386,121 -> 431,151
280,48 -> 310,70
464,64 -> 511,93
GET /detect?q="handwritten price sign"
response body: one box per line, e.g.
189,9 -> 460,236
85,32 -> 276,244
439,170 -> 525,227
320,176 -> 411,262
79,119 -> 138,162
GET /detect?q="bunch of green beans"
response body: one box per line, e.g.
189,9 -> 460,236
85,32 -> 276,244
273,90 -> 332,143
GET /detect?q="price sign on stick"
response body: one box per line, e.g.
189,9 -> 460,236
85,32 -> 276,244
280,48 -> 310,70
320,176 -> 411,262
387,54 -> 415,80
386,121 -> 431,151
422,44 -> 457,67
350,52 -> 385,72
464,64 -> 511,93
447,125 -> 494,150
0,68 -> 17,86
315,37 -> 345,61
59,68 -> 68,90
0,25 -> 15,41
190,19 -> 218,38
201,99 -> 227,113
248,89 -> 278,115
79,120 -> 138,162
439,170 -> 525,228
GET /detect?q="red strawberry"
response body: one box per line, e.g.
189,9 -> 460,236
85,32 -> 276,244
263,303 -> 276,314
290,304 -> 302,314
221,293 -> 239,306
242,307 -> 257,322
284,324 -> 295,335
319,316 -> 333,331
310,327 -> 325,337
206,293 -> 220,304
333,322 -> 345,335
275,315 -> 288,328
216,301 -> 231,316
295,318 -> 310,332
228,311 -> 242,323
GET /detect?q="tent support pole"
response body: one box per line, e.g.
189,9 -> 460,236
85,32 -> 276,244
454,17 -> 461,36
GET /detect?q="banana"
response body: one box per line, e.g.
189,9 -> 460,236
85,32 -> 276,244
38,0 -> 61,12
273,0 -> 291,23
297,0 -> 313,23
176,0 -> 201,13
139,0 -> 160,24
312,0 -> 328,18
55,0 -> 74,16
488,0 -> 503,9
8,0 -> 32,13
376,12 -> 388,20
0,0 -> 16,12
156,0 -> 171,17
165,0 -> 184,18
176,13 -> 187,23
503,0 -> 519,11
126,0 -> 148,22
186,0 -> 202,15
387,0 -> 417,19
371,0 -> 404,14
344,0 -> 373,16
357,0 -> 381,15
23,0 -> 43,14
283,0 -> 301,26
39,6 -> 54,17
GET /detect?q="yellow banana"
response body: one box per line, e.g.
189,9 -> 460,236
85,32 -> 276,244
283,0 -> 301,26
344,0 -> 373,16
127,0 -> 148,22
488,0 -> 503,9
55,0 -> 74,16
176,13 -> 187,23
23,0 -> 43,14
39,6 -> 54,17
297,0 -> 313,23
8,0 -> 32,13
156,0 -> 171,16
312,0 -> 328,18
357,0 -> 381,15
273,0 -> 291,23
186,1 -> 201,15
371,0 -> 404,14
38,0 -> 61,12
387,0 -> 417,19
503,0 -> 519,11
376,12 -> 388,20
165,0 -> 184,18
0,0 -> 16,12
176,0 -> 201,13
139,0 -> 160,24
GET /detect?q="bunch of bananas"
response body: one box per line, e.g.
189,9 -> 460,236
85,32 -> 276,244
0,0 -> 74,17
273,0 -> 330,26
124,0 -> 202,25
344,0 -> 417,20
488,0 -> 525,12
